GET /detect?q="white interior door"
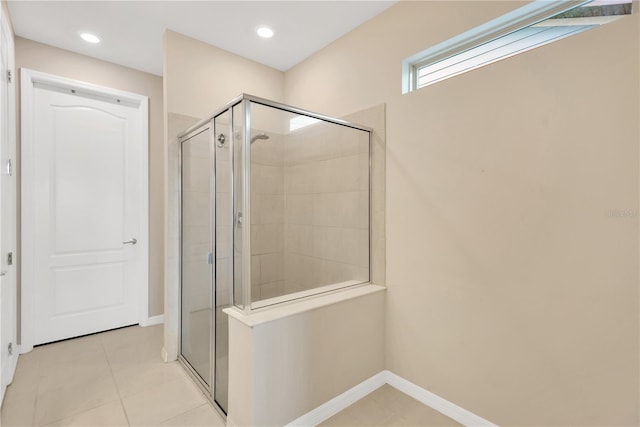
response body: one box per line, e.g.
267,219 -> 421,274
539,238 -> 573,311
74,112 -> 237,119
0,12 -> 16,402
24,76 -> 147,346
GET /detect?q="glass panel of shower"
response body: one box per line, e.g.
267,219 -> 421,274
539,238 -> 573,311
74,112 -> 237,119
180,126 -> 212,388
179,94 -> 371,415
247,102 -> 371,308
179,109 -> 232,414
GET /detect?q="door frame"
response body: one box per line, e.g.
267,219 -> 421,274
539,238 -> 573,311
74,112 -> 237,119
0,3 -> 16,404
20,69 -> 149,353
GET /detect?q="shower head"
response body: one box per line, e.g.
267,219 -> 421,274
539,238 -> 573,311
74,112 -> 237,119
250,133 -> 270,144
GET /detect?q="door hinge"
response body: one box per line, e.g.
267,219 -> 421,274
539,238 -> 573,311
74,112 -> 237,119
7,70 -> 11,84
7,342 -> 12,356
6,158 -> 12,176
7,252 -> 12,266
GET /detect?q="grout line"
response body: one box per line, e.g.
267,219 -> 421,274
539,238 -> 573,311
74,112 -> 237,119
99,329 -> 131,427
158,402 -> 208,426
120,397 -> 132,427
148,377 -> 210,426
36,337 -> 121,426
31,388 -> 38,427
31,347 -> 42,427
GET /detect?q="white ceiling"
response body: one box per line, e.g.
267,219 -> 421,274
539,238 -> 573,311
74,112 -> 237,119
7,1 -> 396,76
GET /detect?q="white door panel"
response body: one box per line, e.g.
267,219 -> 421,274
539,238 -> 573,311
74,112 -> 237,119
30,84 -> 142,345
52,262 -> 126,313
52,106 -> 126,253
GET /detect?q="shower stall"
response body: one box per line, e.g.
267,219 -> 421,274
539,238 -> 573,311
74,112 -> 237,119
178,94 -> 372,414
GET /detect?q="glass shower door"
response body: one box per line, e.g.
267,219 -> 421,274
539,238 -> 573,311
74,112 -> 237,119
180,126 -> 213,388
179,111 -> 232,415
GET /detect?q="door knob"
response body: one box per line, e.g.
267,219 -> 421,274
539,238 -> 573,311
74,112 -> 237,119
123,238 -> 137,245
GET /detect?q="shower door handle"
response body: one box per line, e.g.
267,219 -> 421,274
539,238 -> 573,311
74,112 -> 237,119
123,238 -> 137,245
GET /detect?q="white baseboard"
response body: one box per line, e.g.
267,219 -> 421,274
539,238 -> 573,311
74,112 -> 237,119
384,371 -> 497,427
285,370 -> 497,427
140,314 -> 164,327
286,371 -> 387,426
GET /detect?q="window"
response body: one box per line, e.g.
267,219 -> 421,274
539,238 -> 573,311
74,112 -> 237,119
403,0 -> 633,93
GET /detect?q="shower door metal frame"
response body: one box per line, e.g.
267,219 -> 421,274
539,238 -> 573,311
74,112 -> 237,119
178,94 -> 375,315
239,96 -> 373,312
177,118 -> 226,418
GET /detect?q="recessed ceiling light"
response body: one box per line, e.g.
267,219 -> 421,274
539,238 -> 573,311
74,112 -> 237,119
256,26 -> 274,39
80,32 -> 101,44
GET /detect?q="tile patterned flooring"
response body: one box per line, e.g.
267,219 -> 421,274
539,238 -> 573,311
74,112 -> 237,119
320,385 -> 461,427
0,325 -> 225,427
1,324 -> 460,426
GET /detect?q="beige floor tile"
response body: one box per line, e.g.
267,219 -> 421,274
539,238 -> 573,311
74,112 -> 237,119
1,388 -> 36,427
14,349 -> 42,368
122,377 -> 206,426
367,385 -> 399,405
100,325 -> 162,355
102,326 -> 164,369
37,335 -> 104,368
38,352 -> 111,394
319,385 -> 462,427
34,371 -> 120,426
5,357 -> 41,397
106,346 -> 164,370
369,385 -> 425,415
112,359 -> 187,398
347,396 -> 395,426
3,325 -> 218,427
1,350 -> 43,427
400,402 -> 460,426
160,403 -> 226,426
42,401 -> 128,427
319,408 -> 361,426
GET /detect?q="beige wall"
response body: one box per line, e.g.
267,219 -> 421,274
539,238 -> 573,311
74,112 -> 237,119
164,30 -> 284,119
285,2 -> 639,425
227,286 -> 386,427
15,37 -> 165,317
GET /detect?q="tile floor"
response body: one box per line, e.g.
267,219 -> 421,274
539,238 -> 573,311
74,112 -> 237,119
0,325 -> 226,427
320,385 -> 461,427
1,324 -> 460,427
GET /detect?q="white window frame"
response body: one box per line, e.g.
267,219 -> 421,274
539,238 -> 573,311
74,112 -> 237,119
402,0 -> 594,93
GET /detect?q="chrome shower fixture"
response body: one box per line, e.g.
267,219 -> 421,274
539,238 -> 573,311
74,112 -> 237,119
250,133 -> 270,144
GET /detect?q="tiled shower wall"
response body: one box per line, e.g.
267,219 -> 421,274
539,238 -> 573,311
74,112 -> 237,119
281,124 -> 370,296
250,132 -> 286,301
181,134 -> 211,315
249,105 -> 385,303
342,105 -> 385,289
